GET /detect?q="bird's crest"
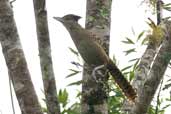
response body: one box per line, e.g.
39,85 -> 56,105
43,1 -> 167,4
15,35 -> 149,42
62,14 -> 81,22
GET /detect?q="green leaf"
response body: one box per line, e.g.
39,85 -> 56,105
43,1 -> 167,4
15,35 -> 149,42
164,7 -> 171,11
112,55 -> 117,64
67,80 -> 83,86
123,71 -> 130,75
158,110 -> 165,114
137,31 -> 145,41
122,37 -> 135,44
121,65 -> 132,72
166,79 -> 171,82
66,69 -> 81,78
68,102 -> 81,114
58,89 -> 69,107
163,3 -> 171,11
163,83 -> 171,90
66,72 -> 79,78
126,37 -> 134,44
162,104 -> 171,110
76,91 -> 82,98
133,58 -> 140,70
129,58 -> 139,62
129,71 -> 135,81
123,48 -> 136,55
141,37 -> 149,45
147,105 -> 155,114
147,18 -> 156,29
68,47 -> 79,56
163,3 -> 171,7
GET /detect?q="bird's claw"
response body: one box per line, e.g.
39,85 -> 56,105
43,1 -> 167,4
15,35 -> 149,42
92,65 -> 105,82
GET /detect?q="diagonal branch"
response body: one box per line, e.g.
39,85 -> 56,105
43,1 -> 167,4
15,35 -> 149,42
0,0 -> 43,114
123,20 -> 171,114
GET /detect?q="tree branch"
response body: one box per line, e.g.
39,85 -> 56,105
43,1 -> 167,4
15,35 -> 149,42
123,20 -> 171,114
0,0 -> 43,114
33,0 -> 61,114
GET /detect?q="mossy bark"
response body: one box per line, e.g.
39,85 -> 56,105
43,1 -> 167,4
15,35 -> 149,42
122,20 -> 171,114
33,0 -> 60,114
0,0 -> 43,114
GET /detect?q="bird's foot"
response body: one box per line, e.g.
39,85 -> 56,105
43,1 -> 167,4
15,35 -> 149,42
92,65 -> 105,82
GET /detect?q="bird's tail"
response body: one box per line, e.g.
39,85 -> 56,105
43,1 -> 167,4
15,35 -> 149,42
106,59 -> 137,102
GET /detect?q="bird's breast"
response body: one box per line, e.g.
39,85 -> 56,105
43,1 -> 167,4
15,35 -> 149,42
76,39 -> 109,66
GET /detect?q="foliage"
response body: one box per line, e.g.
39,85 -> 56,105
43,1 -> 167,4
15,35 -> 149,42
146,18 -> 164,46
41,47 -> 83,114
122,29 -> 146,53
66,69 -> 81,78
60,18 -> 171,114
163,77 -> 171,90
141,0 -> 157,13
67,80 -> 83,86
58,89 -> 69,107
42,25 -> 171,114
66,47 -> 83,86
108,79 -> 124,114
141,0 -> 171,15
121,28 -> 145,77
148,105 -> 165,114
163,3 -> 171,11
147,95 -> 171,114
42,89 -> 81,114
58,89 -> 81,114
122,29 -> 171,114
68,47 -> 79,57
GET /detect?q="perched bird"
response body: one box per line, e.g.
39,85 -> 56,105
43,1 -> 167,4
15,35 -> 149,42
54,14 -> 137,101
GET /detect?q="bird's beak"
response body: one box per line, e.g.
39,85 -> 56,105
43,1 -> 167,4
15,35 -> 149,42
53,17 -> 64,23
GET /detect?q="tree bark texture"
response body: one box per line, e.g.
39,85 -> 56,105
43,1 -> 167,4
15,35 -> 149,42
32,0 -> 60,114
82,0 -> 112,114
0,0 -> 43,114
122,20 -> 171,114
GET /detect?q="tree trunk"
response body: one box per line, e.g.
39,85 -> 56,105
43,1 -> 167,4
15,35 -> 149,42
32,0 -> 60,114
81,0 -> 112,114
0,0 -> 43,114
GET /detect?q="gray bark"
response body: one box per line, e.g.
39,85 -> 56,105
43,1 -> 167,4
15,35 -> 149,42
0,0 -> 43,114
32,0 -> 60,114
122,20 -> 171,114
82,0 -> 112,114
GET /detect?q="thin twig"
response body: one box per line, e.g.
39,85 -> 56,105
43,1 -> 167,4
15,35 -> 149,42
10,0 -> 16,8
156,0 -> 163,25
8,76 -> 15,114
155,78 -> 164,114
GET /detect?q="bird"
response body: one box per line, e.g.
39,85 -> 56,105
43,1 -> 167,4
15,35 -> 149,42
54,14 -> 137,102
